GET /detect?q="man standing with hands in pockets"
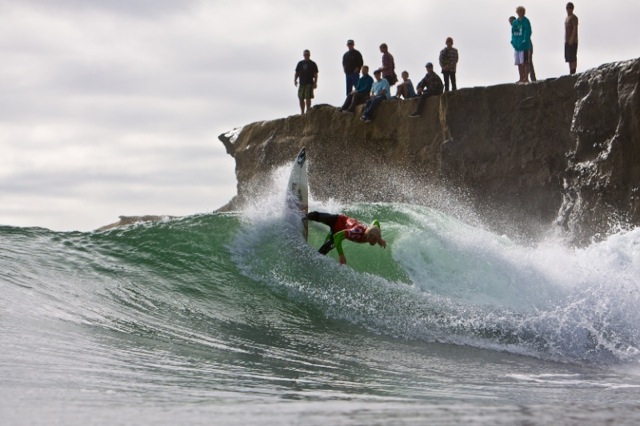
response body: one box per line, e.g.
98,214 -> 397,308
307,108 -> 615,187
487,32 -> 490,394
342,39 -> 364,96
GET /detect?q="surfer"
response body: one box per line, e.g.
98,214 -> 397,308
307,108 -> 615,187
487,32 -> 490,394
307,211 -> 387,265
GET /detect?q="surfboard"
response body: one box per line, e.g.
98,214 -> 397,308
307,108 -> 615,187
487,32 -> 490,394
286,147 -> 309,240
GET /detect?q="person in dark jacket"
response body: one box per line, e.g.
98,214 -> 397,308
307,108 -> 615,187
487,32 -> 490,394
409,62 -> 444,117
342,39 -> 364,96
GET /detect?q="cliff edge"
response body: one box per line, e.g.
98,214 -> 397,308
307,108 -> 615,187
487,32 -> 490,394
219,58 -> 640,245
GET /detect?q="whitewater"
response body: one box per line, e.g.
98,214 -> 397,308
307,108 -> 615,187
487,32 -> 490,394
2,167 -> 640,424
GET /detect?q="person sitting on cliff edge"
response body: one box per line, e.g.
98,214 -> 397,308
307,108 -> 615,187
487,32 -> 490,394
409,62 -> 444,117
307,211 -> 387,265
395,70 -> 417,99
339,65 -> 374,113
360,69 -> 391,122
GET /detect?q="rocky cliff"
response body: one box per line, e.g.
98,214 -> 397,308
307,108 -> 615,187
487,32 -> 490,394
219,58 -> 640,245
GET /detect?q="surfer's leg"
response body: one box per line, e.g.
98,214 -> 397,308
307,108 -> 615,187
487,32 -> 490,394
308,212 -> 338,255
318,236 -> 335,255
307,211 -> 339,229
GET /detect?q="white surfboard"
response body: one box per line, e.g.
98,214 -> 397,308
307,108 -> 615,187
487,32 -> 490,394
286,147 -> 309,240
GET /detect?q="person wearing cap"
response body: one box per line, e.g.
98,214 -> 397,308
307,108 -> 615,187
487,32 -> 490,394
307,211 -> 387,265
438,37 -> 459,92
511,6 -> 532,84
409,62 -> 444,118
342,39 -> 364,96
338,65 -> 374,113
565,2 -> 579,75
294,49 -> 319,114
360,69 -> 391,122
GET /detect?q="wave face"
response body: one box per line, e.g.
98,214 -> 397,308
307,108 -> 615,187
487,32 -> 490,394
233,199 -> 640,365
2,193 -> 640,423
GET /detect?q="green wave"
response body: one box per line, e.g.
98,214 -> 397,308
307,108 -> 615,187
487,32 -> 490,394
1,204 -> 639,366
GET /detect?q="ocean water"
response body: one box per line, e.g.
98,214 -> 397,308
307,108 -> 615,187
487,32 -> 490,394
2,186 -> 640,424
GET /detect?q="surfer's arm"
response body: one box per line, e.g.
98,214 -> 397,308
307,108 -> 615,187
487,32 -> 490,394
333,231 -> 348,264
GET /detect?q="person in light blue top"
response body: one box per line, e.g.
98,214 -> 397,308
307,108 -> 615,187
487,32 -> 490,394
360,69 -> 390,122
511,5 -> 533,83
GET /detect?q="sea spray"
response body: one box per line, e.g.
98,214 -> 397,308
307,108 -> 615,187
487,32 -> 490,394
230,174 -> 640,365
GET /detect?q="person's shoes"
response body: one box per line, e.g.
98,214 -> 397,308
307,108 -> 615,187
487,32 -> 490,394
409,112 -> 420,118
360,116 -> 371,122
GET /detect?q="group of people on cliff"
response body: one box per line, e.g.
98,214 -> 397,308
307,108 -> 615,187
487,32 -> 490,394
294,3 -> 579,121
294,39 -> 454,121
510,2 -> 578,84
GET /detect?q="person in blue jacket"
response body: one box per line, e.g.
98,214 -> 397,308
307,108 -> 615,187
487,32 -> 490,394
511,6 -> 532,84
339,65 -> 374,113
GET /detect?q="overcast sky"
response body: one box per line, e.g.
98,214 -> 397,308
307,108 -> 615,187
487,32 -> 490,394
1,0 -> 638,231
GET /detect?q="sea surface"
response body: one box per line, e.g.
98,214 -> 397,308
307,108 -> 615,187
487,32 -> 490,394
2,181 -> 640,424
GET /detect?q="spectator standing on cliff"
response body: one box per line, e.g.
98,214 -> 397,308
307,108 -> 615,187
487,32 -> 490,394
360,69 -> 391,123
511,6 -> 532,84
409,62 -> 444,118
565,2 -> 579,75
378,43 -> 397,86
339,65 -> 374,113
342,39 -> 364,96
395,71 -> 416,99
294,49 -> 319,114
439,37 -> 459,92
509,16 -> 536,82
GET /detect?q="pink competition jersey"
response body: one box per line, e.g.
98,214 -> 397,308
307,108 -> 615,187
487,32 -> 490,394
333,215 -> 368,243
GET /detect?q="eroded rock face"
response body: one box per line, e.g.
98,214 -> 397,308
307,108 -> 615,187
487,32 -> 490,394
438,76 -> 577,229
220,58 -> 640,244
558,59 -> 640,242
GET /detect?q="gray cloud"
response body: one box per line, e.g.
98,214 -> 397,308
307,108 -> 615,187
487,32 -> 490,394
14,0 -> 202,18
1,0 -> 638,231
